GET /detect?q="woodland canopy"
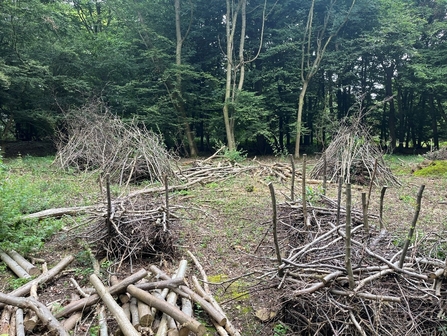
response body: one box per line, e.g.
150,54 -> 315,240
1,0 -> 446,157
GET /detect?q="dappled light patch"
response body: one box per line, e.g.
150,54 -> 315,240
413,160 -> 447,177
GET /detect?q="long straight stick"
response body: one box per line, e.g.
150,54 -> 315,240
398,185 -> 425,268
379,186 -> 388,229
268,183 -> 282,265
345,183 -> 355,289
289,154 -> 296,201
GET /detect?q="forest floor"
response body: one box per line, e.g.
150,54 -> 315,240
1,154 -> 447,335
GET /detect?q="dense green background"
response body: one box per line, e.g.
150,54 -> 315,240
1,0 -> 446,155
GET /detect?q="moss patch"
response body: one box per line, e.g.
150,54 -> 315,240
413,160 -> 447,177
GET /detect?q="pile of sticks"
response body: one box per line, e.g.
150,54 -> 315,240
310,117 -> 399,186
0,252 -> 241,336
55,101 -> 176,185
267,185 -> 446,335
79,191 -> 177,264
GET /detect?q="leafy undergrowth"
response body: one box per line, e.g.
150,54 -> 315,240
1,154 -> 447,335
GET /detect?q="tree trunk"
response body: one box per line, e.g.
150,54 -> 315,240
174,0 -> 197,157
294,80 -> 308,158
429,94 -> 439,150
384,66 -> 396,151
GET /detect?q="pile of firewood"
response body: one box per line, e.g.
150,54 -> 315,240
0,250 -> 241,336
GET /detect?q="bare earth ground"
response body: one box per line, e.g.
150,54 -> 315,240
1,156 -> 446,335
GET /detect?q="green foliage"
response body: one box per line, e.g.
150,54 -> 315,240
220,145 -> 247,164
8,276 -> 32,290
89,325 -> 100,336
273,322 -> 289,336
0,156 -> 97,253
0,0 -> 445,154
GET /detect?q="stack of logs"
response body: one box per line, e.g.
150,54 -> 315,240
0,250 -> 240,336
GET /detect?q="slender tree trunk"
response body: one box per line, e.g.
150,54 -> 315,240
295,80 -> 308,158
429,94 -> 439,150
174,0 -> 197,157
397,85 -> 405,149
222,0 -> 238,151
384,66 -> 396,151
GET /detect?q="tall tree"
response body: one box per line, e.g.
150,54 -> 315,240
294,0 -> 357,158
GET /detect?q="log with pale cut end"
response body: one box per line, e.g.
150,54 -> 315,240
23,283 -> 39,331
55,268 -> 147,318
129,297 -> 140,329
7,250 -> 40,276
127,285 -> 206,336
137,298 -> 153,327
23,311 -> 38,332
90,274 -> 140,336
0,250 -> 30,279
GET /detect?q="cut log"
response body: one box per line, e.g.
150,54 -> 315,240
0,255 -> 74,309
7,250 -> 40,276
0,293 -> 67,336
178,298 -> 193,336
0,249 -> 30,279
187,250 -> 238,335
21,206 -> 98,220
127,285 -> 206,336
61,293 -> 82,332
157,260 -> 188,336
15,308 -> 25,336
61,312 -> 82,331
137,298 -> 153,327
129,297 -> 140,329
136,279 -> 153,327
9,308 -> 16,336
135,278 -> 185,291
55,268 -> 147,318
90,274 -> 140,336
0,305 -> 12,335
150,266 -> 227,326
23,283 -> 38,331
97,305 -> 108,336
110,276 -> 130,304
